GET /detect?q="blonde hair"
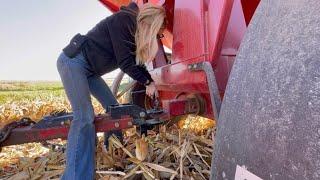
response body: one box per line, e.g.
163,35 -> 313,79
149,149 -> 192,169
135,3 -> 165,64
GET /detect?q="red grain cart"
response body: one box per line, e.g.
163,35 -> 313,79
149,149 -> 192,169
1,0 -> 319,179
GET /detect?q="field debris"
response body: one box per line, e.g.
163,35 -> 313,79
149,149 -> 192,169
0,124 -> 214,179
0,94 -> 215,179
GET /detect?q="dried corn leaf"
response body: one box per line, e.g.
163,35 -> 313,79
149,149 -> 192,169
193,143 -> 210,168
96,171 -> 125,176
123,165 -> 139,179
144,162 -> 177,175
135,135 -> 148,161
186,155 -> 206,180
142,172 -> 154,180
42,169 -> 63,179
1,94 -> 214,180
99,175 -> 122,180
109,135 -> 134,158
139,163 -> 155,179
7,170 -> 29,180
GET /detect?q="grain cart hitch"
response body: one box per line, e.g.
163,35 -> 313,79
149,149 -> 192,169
0,104 -> 165,149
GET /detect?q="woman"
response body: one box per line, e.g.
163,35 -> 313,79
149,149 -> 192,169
56,2 -> 166,179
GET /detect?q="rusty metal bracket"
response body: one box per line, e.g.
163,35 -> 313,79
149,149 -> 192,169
188,61 -> 222,120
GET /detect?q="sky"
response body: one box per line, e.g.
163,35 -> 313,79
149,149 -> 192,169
0,0 -> 121,81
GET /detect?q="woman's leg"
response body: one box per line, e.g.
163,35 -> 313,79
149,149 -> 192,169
87,75 -> 123,147
57,53 -> 96,180
88,75 -> 118,111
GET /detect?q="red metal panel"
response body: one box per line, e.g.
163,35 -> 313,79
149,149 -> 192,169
99,0 -> 130,12
159,91 -> 214,119
162,97 -> 206,117
150,0 -> 207,93
151,0 -> 248,119
241,0 -> 260,26
220,0 -> 247,56
162,99 -> 187,116
150,0 -> 209,118
97,0 -> 258,120
151,58 -> 207,92
171,0 -> 206,63
206,0 -> 234,61
212,0 -> 247,93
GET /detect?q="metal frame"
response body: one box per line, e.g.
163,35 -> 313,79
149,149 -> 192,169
1,114 -> 133,147
188,61 -> 222,120
0,104 -> 167,148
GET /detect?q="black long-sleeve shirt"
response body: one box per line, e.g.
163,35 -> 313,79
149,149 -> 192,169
63,2 -> 152,85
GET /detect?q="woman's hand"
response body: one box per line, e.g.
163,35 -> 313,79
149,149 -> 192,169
146,82 -> 159,98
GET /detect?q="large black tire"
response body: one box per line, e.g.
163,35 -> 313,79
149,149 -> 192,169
211,0 -> 320,179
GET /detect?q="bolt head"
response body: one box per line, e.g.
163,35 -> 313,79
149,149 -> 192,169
114,122 -> 120,128
140,112 -> 146,118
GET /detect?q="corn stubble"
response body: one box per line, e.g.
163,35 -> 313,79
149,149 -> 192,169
0,96 -> 215,179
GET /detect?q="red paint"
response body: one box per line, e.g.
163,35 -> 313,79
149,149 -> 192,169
241,0 -> 260,26
1,116 -> 133,146
99,0 -> 261,120
38,128 -> 69,139
162,99 -> 187,116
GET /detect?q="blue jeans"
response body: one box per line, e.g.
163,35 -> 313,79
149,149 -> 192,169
56,52 -> 119,180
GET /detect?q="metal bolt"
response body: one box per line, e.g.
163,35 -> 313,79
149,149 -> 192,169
140,112 -> 146,118
61,120 -> 71,126
114,122 -> 120,128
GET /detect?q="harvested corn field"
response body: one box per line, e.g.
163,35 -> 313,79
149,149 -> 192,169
0,81 -> 215,179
